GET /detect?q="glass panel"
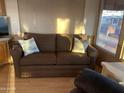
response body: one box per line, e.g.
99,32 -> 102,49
96,10 -> 124,54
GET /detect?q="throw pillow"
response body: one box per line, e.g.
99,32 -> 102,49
82,40 -> 89,50
72,38 -> 89,53
18,37 -> 39,56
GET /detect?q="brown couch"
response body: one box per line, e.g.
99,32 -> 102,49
10,33 -> 98,78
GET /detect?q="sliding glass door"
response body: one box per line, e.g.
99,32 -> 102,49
96,10 -> 124,54
95,0 -> 124,61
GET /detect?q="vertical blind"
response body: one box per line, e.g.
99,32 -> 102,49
120,41 -> 124,60
102,0 -> 124,10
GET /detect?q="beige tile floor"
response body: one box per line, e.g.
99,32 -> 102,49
0,65 -> 74,93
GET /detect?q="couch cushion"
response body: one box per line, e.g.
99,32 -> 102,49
57,52 -> 90,65
57,34 -> 73,52
20,53 -> 56,65
24,33 -> 56,52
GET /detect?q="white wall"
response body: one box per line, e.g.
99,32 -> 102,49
4,0 -> 100,35
18,0 -> 85,34
5,0 -> 20,35
84,0 -> 100,35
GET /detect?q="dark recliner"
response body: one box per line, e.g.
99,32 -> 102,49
70,68 -> 124,93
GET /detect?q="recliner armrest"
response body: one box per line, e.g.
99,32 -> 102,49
86,45 -> 98,69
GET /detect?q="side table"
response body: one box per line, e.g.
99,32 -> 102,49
0,38 -> 10,65
101,62 -> 124,86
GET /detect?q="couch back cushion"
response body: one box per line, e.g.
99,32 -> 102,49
24,33 -> 56,52
57,34 -> 73,52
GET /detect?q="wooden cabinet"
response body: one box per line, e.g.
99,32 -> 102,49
0,40 -> 9,64
0,0 -> 6,15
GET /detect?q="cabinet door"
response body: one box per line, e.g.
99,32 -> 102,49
0,0 -> 6,15
0,42 -> 7,63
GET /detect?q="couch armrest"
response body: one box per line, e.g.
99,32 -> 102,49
10,44 -> 23,77
86,45 -> 98,69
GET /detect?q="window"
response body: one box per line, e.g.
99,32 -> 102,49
96,10 -> 124,54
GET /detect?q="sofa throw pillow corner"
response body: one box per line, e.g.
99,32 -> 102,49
72,38 -> 89,53
18,37 -> 39,56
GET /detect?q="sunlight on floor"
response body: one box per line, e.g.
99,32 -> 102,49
0,65 -> 74,93
7,65 -> 15,93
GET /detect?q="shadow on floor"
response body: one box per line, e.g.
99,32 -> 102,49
0,64 -> 74,93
